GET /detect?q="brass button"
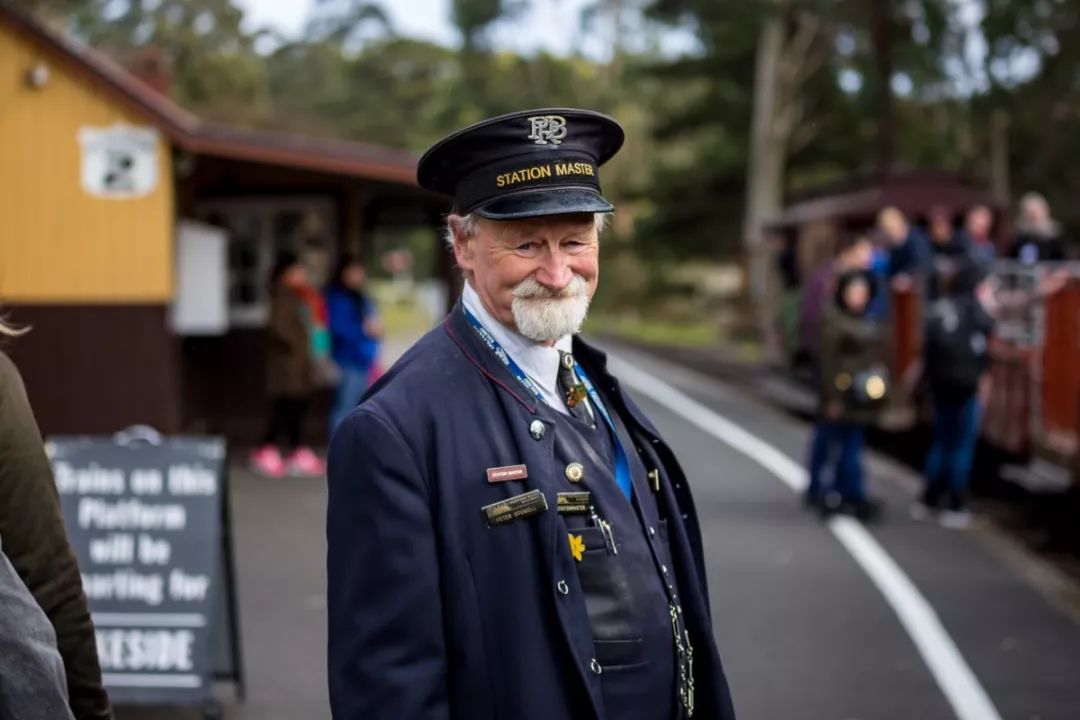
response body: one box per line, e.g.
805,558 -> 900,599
565,462 -> 585,483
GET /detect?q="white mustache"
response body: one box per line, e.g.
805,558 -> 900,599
512,274 -> 588,299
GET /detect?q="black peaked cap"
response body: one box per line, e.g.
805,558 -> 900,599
417,108 -> 625,220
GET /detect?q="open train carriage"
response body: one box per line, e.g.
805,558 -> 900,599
767,170 -> 1004,428
769,171 -> 1080,491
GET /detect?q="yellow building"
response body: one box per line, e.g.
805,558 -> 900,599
0,3 -> 443,440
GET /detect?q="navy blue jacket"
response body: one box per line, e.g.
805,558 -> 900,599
888,228 -> 932,277
327,304 -> 735,720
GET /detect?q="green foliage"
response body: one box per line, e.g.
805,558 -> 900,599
32,0 -> 1080,261
66,0 -> 269,117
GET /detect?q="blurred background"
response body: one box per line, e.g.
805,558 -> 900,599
4,0 -> 1080,718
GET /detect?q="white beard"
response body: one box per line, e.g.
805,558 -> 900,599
511,275 -> 591,344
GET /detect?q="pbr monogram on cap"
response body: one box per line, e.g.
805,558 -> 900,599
527,115 -> 567,145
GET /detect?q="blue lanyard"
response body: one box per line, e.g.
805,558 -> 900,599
463,306 -> 546,404
576,367 -> 634,500
462,305 -> 633,500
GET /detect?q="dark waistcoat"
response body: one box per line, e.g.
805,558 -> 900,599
544,365 -> 687,720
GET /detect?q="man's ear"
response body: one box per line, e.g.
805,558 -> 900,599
449,215 -> 474,273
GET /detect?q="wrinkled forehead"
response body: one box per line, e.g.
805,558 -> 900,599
481,213 -> 598,242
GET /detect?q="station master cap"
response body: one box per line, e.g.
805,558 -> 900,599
417,108 -> 625,220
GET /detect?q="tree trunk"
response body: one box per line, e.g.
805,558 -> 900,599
743,14 -> 786,362
870,0 -> 895,172
990,109 -> 1011,205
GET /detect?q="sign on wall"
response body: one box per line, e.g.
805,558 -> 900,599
78,124 -> 159,199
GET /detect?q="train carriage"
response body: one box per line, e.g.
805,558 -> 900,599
768,171 -> 1080,491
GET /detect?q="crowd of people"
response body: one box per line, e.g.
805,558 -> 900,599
249,252 -> 383,479
803,192 -> 1069,528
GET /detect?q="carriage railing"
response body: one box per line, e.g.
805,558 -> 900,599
986,261 -> 1080,460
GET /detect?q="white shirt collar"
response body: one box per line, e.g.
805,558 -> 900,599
462,282 -> 572,413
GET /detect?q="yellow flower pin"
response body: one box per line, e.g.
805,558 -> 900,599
568,533 -> 586,562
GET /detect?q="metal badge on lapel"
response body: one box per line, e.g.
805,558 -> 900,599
482,489 -> 548,527
486,464 -> 528,483
564,462 -> 585,483
529,420 -> 546,440
556,491 -> 591,515
565,383 -> 588,409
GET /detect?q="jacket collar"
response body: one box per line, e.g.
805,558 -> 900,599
443,301 -> 540,413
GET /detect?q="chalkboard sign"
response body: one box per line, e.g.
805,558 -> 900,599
46,428 -> 241,708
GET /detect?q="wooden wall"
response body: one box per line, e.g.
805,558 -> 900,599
0,22 -> 173,304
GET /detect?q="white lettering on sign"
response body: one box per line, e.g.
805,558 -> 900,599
83,569 -> 165,606
130,469 -> 164,495
96,629 -> 195,672
78,498 -> 186,531
137,534 -> 172,565
167,464 -> 217,495
78,124 -> 159,199
54,461 -> 126,495
89,533 -> 135,564
169,569 -> 210,602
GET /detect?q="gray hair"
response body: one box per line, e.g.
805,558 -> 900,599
443,212 -> 611,250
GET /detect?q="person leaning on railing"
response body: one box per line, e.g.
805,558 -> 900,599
0,315 -> 113,720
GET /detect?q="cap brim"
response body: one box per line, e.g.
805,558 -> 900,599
472,188 -> 613,220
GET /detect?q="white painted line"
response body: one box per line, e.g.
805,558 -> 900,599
93,613 -> 206,628
609,356 -> 1003,720
103,673 -> 202,688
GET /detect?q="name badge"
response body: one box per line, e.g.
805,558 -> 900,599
556,491 -> 591,515
486,464 -> 528,483
482,489 -> 548,527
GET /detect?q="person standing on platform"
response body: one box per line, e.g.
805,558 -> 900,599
959,205 -> 997,264
326,255 -> 383,431
913,260 -> 996,529
1008,192 -> 1067,264
926,206 -> 974,299
251,252 -> 326,478
0,319 -> 113,720
806,265 -> 887,520
327,109 -> 736,720
877,206 -> 931,289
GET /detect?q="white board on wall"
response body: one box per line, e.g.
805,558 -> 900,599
171,220 -> 227,335
78,124 -> 159,199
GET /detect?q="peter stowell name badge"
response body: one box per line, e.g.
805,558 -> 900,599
482,490 -> 548,527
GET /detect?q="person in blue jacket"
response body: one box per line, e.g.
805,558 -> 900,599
326,255 -> 382,432
326,109 -> 736,720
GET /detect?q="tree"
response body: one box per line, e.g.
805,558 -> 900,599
65,0 -> 269,119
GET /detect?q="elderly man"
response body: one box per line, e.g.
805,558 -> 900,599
327,108 -> 736,720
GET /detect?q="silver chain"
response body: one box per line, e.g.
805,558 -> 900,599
670,603 -> 695,717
